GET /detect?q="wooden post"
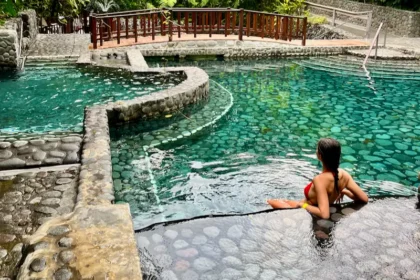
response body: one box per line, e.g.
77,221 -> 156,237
152,13 -> 155,40
253,13 -> 257,35
193,12 -> 197,38
92,16 -> 97,49
302,17 -> 307,46
201,12 -> 205,33
217,12 -> 221,32
134,15 -> 138,42
246,12 -> 250,37
142,15 -> 146,37
117,17 -> 121,44
275,15 -> 280,40
332,9 -> 336,26
177,12 -> 181,38
260,14 -> 264,38
282,17 -> 288,40
225,8 -> 230,37
148,14 -> 151,33
296,18 -> 300,37
168,9 -> 173,41
239,9 -> 244,41
185,12 -> 189,34
288,18 -> 293,41
209,12 -> 213,37
99,20 -> 104,46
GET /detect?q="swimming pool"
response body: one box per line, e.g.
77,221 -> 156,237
111,57 -> 420,229
0,64 -> 184,135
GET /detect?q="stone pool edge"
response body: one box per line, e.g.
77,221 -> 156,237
16,61 -> 210,279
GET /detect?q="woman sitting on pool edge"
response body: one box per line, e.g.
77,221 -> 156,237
267,138 -> 369,219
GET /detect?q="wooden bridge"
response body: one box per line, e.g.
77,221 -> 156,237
89,8 -> 308,49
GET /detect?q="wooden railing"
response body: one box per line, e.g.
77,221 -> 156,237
90,8 -> 307,49
38,12 -> 90,34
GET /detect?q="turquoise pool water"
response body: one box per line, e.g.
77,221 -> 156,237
111,57 -> 420,229
0,65 -> 183,135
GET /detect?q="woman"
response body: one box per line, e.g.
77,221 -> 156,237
267,138 -> 368,219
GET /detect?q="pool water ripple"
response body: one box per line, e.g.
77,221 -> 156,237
112,58 -> 420,229
0,65 -> 183,135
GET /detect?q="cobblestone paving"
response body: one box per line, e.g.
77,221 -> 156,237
136,198 -> 420,280
348,48 -> 417,59
386,37 -> 420,55
26,34 -> 90,58
0,166 -> 79,279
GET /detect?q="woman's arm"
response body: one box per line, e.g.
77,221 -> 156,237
343,171 -> 369,203
298,177 -> 330,219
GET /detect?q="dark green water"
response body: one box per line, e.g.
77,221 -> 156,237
111,58 -> 420,229
0,65 -> 183,135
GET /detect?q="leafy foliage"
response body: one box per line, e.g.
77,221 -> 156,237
308,15 -> 327,25
88,0 -> 120,12
276,0 -> 306,15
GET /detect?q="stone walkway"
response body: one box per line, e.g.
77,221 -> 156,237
347,48 -> 417,59
25,34 -> 90,60
137,197 -> 420,280
0,165 -> 79,279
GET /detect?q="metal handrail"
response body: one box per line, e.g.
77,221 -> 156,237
306,1 -> 372,38
306,2 -> 371,16
362,22 -> 384,67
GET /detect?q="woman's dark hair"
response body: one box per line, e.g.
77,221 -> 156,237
317,138 -> 341,194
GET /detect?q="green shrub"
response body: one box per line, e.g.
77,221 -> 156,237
308,15 -> 327,25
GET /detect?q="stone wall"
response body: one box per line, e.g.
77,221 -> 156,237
0,27 -> 19,68
0,9 -> 37,68
114,40 -> 367,58
308,0 -> 420,37
0,135 -> 82,170
19,10 -> 38,50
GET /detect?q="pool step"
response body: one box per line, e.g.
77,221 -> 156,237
304,59 -> 420,77
299,56 -> 420,80
320,57 -> 420,73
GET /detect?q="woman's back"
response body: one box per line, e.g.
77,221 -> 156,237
306,169 -> 350,205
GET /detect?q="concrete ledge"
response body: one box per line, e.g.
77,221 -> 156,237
127,49 -> 149,69
111,39 -> 368,58
78,108 -> 114,207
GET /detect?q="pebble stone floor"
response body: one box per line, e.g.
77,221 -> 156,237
136,197 -> 420,280
0,166 -> 79,279
111,81 -> 233,228
112,57 -> 420,229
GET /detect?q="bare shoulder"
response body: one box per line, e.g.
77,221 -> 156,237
338,168 -> 351,179
313,173 -> 330,186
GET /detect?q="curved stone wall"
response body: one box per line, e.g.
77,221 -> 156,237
106,67 -> 210,122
